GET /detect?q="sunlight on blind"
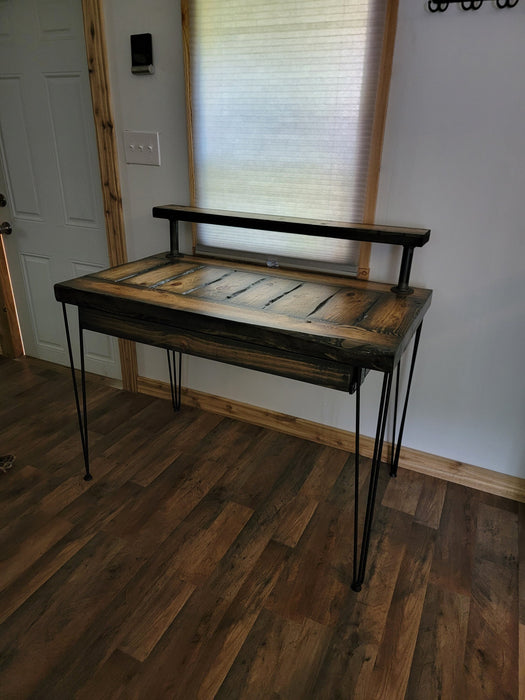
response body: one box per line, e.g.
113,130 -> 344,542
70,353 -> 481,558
187,0 -> 387,269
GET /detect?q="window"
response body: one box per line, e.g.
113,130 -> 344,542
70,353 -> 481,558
182,0 -> 397,276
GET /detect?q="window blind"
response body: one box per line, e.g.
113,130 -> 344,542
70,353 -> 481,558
185,0 -> 388,272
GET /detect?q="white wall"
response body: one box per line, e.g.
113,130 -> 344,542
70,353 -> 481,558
103,0 -> 525,479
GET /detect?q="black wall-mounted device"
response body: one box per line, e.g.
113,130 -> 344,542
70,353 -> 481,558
131,33 -> 154,75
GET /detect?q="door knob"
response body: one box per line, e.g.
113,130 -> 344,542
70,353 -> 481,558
0,194 -> 6,207
0,221 -> 12,235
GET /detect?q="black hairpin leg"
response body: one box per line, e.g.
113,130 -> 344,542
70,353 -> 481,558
390,363 -> 401,475
62,303 -> 91,481
352,370 -> 393,592
390,322 -> 423,478
352,369 -> 362,588
167,349 -> 182,412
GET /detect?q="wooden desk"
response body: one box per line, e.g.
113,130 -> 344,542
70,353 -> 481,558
55,206 -> 432,590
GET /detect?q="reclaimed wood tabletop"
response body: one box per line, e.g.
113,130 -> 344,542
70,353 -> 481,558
55,252 -> 432,393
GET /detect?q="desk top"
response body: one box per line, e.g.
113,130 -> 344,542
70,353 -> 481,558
55,253 -> 432,392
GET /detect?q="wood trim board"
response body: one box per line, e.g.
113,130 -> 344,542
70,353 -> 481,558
180,0 -> 198,253
137,375 -> 525,504
0,236 -> 24,358
359,0 -> 400,280
81,0 -> 138,391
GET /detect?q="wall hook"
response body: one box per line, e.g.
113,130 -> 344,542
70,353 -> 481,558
429,0 -> 519,10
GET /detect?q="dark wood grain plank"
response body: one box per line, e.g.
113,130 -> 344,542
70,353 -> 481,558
74,649 -> 141,700
298,445 -> 348,501
464,595 -> 518,700
364,522 -> 435,700
265,454 -> 381,628
430,482 -> 478,596
463,501 -> 519,700
414,474 -> 447,529
381,468 -> 425,516
0,515 -> 73,594
267,281 -> 339,317
0,524 -> 95,627
117,575 -> 196,662
87,390 -> 155,435
0,465 -> 47,528
139,408 -> 222,462
272,494 -> 319,548
309,287 -> 380,325
35,490 -> 232,696
189,269 -> 266,300
161,265 -> 231,293
155,500 -> 254,587
116,432 -> 320,698
103,455 -> 230,557
311,508 -> 410,699
179,540 -> 290,699
230,275 -> 302,309
0,532 -> 145,698
227,434 -> 325,511
94,253 -> 167,281
217,608 -> 332,700
356,293 -> 426,336
208,429 -> 301,504
126,259 -> 198,286
405,583 -> 470,699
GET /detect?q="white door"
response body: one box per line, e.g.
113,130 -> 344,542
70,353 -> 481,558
0,0 -> 120,378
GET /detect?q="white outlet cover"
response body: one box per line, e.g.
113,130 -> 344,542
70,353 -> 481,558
123,131 -> 161,166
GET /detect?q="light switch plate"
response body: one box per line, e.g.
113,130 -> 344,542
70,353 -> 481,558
123,131 -> 161,165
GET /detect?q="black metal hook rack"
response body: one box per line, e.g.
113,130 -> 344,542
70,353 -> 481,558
429,0 -> 519,11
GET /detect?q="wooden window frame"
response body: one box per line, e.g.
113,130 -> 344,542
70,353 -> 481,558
181,0 -> 399,280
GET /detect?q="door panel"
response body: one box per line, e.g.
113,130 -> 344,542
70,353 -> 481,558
46,72 -> 102,227
0,77 -> 41,218
0,0 -> 120,377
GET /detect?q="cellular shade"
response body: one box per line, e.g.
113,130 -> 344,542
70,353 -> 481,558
185,0 -> 387,271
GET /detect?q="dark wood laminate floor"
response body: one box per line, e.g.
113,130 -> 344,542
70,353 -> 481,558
0,357 -> 522,699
